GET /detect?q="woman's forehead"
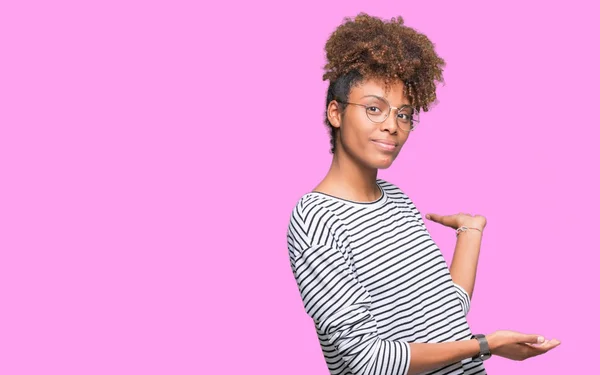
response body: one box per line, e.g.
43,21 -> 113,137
350,79 -> 408,104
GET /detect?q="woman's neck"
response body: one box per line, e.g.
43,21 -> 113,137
315,149 -> 381,202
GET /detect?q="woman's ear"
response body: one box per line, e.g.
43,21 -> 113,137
327,100 -> 342,129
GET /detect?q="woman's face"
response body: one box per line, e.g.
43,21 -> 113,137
329,79 -> 412,170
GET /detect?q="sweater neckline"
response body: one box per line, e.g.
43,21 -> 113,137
306,180 -> 388,208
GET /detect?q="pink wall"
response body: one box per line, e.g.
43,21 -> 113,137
1,0 -> 598,374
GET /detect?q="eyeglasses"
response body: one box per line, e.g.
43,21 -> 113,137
337,96 -> 420,132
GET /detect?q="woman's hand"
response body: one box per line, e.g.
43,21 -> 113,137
425,212 -> 487,232
486,330 -> 561,361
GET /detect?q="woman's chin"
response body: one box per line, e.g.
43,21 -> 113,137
367,160 -> 394,170
375,161 -> 394,170
370,154 -> 397,169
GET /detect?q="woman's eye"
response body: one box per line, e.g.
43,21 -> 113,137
397,113 -> 412,121
366,106 -> 381,113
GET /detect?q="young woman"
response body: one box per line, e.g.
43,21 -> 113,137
286,13 -> 560,375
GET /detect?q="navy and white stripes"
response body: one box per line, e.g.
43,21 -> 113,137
287,179 -> 486,375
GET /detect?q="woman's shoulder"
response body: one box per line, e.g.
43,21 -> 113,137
377,178 -> 424,220
287,191 -> 348,254
377,178 -> 409,198
289,191 -> 337,224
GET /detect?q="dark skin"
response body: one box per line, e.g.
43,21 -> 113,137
314,79 -> 408,200
313,78 -> 560,374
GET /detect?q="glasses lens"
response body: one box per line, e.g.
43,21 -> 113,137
364,98 -> 390,123
397,106 -> 419,131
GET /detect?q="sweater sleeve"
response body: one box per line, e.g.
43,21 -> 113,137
291,244 -> 411,375
452,282 -> 471,316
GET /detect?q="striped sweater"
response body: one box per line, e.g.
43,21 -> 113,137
287,179 -> 486,375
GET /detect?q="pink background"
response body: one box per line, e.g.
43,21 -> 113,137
1,0 -> 598,374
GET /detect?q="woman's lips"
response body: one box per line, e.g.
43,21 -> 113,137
371,140 -> 397,151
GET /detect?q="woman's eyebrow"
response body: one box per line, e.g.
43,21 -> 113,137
360,94 -> 410,107
360,94 -> 383,100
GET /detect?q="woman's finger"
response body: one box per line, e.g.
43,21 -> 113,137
425,213 -> 442,223
539,339 -> 561,350
523,339 -> 561,354
519,334 -> 545,344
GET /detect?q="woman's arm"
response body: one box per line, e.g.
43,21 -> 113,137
407,339 -> 480,375
292,243 -> 550,375
425,213 -> 487,300
293,243 -> 482,375
449,228 -> 483,299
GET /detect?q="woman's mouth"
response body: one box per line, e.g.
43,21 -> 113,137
371,140 -> 397,152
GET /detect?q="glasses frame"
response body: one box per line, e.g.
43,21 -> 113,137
336,96 -> 420,132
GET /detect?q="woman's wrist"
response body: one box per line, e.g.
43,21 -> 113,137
458,218 -> 485,232
485,332 -> 502,352
456,226 -> 483,237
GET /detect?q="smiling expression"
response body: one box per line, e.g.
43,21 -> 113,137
328,79 -> 413,170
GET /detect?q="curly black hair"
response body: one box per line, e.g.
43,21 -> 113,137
323,13 -> 446,154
